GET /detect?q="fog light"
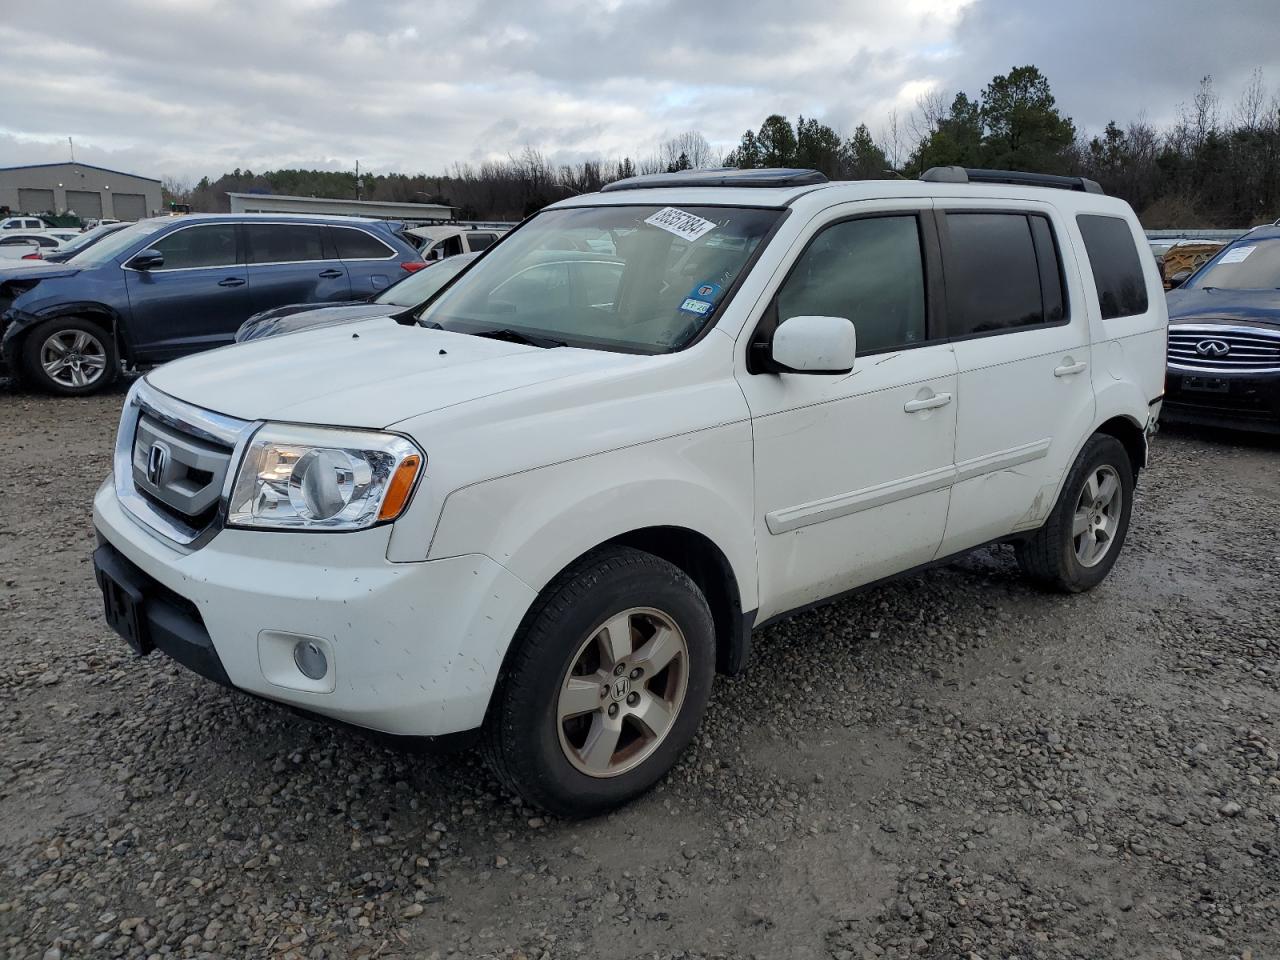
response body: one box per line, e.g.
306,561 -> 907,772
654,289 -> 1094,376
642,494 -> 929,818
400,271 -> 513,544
293,640 -> 328,680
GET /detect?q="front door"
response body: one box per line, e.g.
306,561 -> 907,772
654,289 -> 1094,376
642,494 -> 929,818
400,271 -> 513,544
123,221 -> 247,360
933,204 -> 1096,556
736,203 -> 959,622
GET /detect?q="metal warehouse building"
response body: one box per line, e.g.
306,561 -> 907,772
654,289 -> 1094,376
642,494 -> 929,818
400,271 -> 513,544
0,162 -> 163,221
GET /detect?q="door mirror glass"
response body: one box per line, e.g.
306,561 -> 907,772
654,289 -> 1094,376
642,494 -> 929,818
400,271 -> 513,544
1168,269 -> 1192,289
129,248 -> 165,270
771,315 -> 857,374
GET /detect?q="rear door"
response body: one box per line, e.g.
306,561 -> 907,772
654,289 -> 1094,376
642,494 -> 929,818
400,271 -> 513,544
243,222 -> 351,313
123,222 -> 248,359
331,225 -> 400,296
935,203 -> 1096,556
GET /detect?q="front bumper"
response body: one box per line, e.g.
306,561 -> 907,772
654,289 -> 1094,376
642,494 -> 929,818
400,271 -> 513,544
93,479 -> 536,736
1163,368 -> 1280,434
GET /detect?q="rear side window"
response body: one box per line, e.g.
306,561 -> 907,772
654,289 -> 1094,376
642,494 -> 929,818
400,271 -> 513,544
467,233 -> 497,250
246,223 -> 326,264
944,212 -> 1066,336
333,227 -> 393,260
152,224 -> 238,269
775,215 -> 927,353
1077,214 -> 1149,318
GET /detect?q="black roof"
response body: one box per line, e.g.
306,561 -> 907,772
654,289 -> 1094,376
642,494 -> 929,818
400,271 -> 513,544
600,168 -> 828,192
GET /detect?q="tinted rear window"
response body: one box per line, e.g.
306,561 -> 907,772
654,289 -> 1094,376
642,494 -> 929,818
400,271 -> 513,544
468,233 -> 497,250
1077,214 -> 1149,318
246,223 -> 326,264
945,213 -> 1065,336
333,227 -> 392,260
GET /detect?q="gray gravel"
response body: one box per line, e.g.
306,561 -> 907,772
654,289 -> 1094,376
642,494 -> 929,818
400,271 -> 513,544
1,378 -> 1278,960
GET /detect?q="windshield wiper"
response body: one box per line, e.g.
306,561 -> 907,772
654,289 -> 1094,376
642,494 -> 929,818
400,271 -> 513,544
465,327 -> 567,348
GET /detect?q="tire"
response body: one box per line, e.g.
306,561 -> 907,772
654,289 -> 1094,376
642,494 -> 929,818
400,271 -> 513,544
483,546 -> 716,818
20,317 -> 118,396
1016,434 -> 1134,593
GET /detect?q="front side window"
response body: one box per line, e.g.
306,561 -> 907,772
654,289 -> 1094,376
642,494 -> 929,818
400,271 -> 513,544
1188,236 -> 1280,291
775,215 -> 927,354
418,204 -> 781,353
944,212 -> 1066,336
152,224 -> 238,270
1077,214 -> 1149,318
246,223 -> 326,264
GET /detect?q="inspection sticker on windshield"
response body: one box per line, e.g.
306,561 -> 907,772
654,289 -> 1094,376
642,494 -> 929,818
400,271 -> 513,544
644,207 -> 717,242
1218,245 -> 1255,264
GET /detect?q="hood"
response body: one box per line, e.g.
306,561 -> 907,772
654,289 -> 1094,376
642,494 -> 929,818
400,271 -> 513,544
0,262 -> 81,283
1167,286 -> 1280,326
235,301 -> 384,342
146,318 -> 646,427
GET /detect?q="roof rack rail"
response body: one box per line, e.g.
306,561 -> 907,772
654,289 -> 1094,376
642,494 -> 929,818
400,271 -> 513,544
921,166 -> 1105,195
600,167 -> 828,192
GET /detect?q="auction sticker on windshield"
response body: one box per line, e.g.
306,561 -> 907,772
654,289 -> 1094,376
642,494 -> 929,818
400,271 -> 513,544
644,207 -> 718,242
1218,245 -> 1255,264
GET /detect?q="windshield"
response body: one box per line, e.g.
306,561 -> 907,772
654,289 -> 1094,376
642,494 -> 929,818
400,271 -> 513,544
57,225 -> 122,255
67,218 -> 169,267
417,204 -> 781,352
374,254 -> 474,307
1189,237 -> 1280,289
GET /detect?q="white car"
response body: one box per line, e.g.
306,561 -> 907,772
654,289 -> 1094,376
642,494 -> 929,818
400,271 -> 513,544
0,216 -> 49,231
92,167 -> 1166,816
0,231 -> 64,260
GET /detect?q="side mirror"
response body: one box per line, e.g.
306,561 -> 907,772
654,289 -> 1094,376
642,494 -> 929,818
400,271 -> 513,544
769,315 -> 857,374
1168,270 -> 1192,289
129,248 -> 165,270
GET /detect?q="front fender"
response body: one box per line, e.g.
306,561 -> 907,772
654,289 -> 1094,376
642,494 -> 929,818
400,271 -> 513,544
1,300 -> 125,366
419,420 -> 759,613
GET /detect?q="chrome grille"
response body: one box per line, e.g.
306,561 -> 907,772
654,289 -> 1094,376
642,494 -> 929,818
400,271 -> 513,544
1168,323 -> 1280,372
114,380 -> 255,548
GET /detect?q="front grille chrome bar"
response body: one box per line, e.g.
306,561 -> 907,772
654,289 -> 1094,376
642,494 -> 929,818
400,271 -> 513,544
1168,323 -> 1280,373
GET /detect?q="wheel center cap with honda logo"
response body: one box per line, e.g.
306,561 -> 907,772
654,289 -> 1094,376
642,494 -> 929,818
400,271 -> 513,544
609,676 -> 631,702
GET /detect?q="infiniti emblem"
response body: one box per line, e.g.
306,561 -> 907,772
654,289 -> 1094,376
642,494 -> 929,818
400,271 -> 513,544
1195,339 -> 1230,358
145,442 -> 169,486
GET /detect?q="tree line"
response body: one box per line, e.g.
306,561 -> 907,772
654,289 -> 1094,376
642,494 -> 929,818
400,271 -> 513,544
167,66 -> 1280,228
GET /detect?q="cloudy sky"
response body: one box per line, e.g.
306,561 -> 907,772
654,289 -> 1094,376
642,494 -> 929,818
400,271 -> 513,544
3,0 -> 1278,183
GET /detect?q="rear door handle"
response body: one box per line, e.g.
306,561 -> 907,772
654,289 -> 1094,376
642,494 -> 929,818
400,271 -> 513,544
318,268 -> 344,279
904,392 -> 953,413
1054,360 -> 1088,377
217,277 -> 245,287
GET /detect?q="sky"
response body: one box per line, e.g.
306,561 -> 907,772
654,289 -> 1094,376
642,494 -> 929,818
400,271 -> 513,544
2,0 -> 1278,184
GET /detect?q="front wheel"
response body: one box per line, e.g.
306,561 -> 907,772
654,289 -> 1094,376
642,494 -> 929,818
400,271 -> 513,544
483,546 -> 715,817
20,317 -> 119,395
1016,434 -> 1134,592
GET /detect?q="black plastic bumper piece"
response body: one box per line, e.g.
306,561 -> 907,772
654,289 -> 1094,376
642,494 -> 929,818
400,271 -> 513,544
93,540 -> 233,689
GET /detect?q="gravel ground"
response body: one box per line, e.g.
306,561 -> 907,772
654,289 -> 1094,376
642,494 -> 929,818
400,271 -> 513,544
1,378 -> 1277,960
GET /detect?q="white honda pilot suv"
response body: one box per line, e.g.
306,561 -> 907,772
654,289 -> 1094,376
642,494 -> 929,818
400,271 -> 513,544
93,167 -> 1166,816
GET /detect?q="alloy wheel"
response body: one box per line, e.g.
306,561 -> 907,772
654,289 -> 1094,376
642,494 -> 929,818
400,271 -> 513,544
1072,464 -> 1122,568
39,329 -> 108,389
556,606 -> 689,778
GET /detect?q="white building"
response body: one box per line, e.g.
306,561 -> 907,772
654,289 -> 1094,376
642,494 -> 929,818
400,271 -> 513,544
227,192 -> 452,222
0,162 -> 162,221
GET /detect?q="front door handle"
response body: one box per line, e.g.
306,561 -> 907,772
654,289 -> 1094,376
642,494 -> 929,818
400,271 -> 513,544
1054,360 -> 1088,377
318,268 -> 344,279
904,392 -> 953,413
217,277 -> 245,287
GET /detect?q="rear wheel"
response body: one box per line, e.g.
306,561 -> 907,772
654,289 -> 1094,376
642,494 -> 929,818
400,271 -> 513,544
21,317 -> 118,395
1016,434 -> 1134,592
483,546 -> 715,818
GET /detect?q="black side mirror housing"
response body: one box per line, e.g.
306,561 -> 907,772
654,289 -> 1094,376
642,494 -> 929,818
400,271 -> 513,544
129,248 -> 165,270
1168,270 -> 1192,289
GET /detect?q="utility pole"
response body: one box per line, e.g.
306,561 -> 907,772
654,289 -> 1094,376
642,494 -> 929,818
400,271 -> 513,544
355,160 -> 362,202
68,136 -> 74,162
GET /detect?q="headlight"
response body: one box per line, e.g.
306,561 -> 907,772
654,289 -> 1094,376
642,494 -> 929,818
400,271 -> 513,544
227,425 -> 423,531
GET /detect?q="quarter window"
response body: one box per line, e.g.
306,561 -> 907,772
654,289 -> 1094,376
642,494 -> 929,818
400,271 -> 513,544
1076,215 -> 1150,316
246,223 -> 327,264
944,212 -> 1066,336
332,227 -> 392,260
152,224 -> 238,269
775,215 -> 927,354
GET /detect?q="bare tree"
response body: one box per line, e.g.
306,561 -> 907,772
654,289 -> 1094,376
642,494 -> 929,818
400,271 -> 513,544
659,131 -> 716,170
1234,68 -> 1267,132
880,108 -> 904,171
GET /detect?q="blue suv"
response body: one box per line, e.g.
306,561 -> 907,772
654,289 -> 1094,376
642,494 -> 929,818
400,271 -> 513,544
0,214 -> 424,394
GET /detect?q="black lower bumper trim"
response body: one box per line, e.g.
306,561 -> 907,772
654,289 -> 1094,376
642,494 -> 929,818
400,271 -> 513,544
93,540 -> 233,688
1161,402 -> 1280,436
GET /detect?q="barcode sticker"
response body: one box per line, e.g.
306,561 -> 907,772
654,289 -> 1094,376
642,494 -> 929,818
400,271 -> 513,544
644,207 -> 717,242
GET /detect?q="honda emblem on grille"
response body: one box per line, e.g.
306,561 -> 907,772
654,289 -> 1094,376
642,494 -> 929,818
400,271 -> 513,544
145,442 -> 169,486
1195,339 -> 1230,358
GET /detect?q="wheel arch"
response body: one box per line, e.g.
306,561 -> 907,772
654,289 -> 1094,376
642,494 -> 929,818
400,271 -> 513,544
2,301 -> 124,365
1094,413 -> 1147,475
